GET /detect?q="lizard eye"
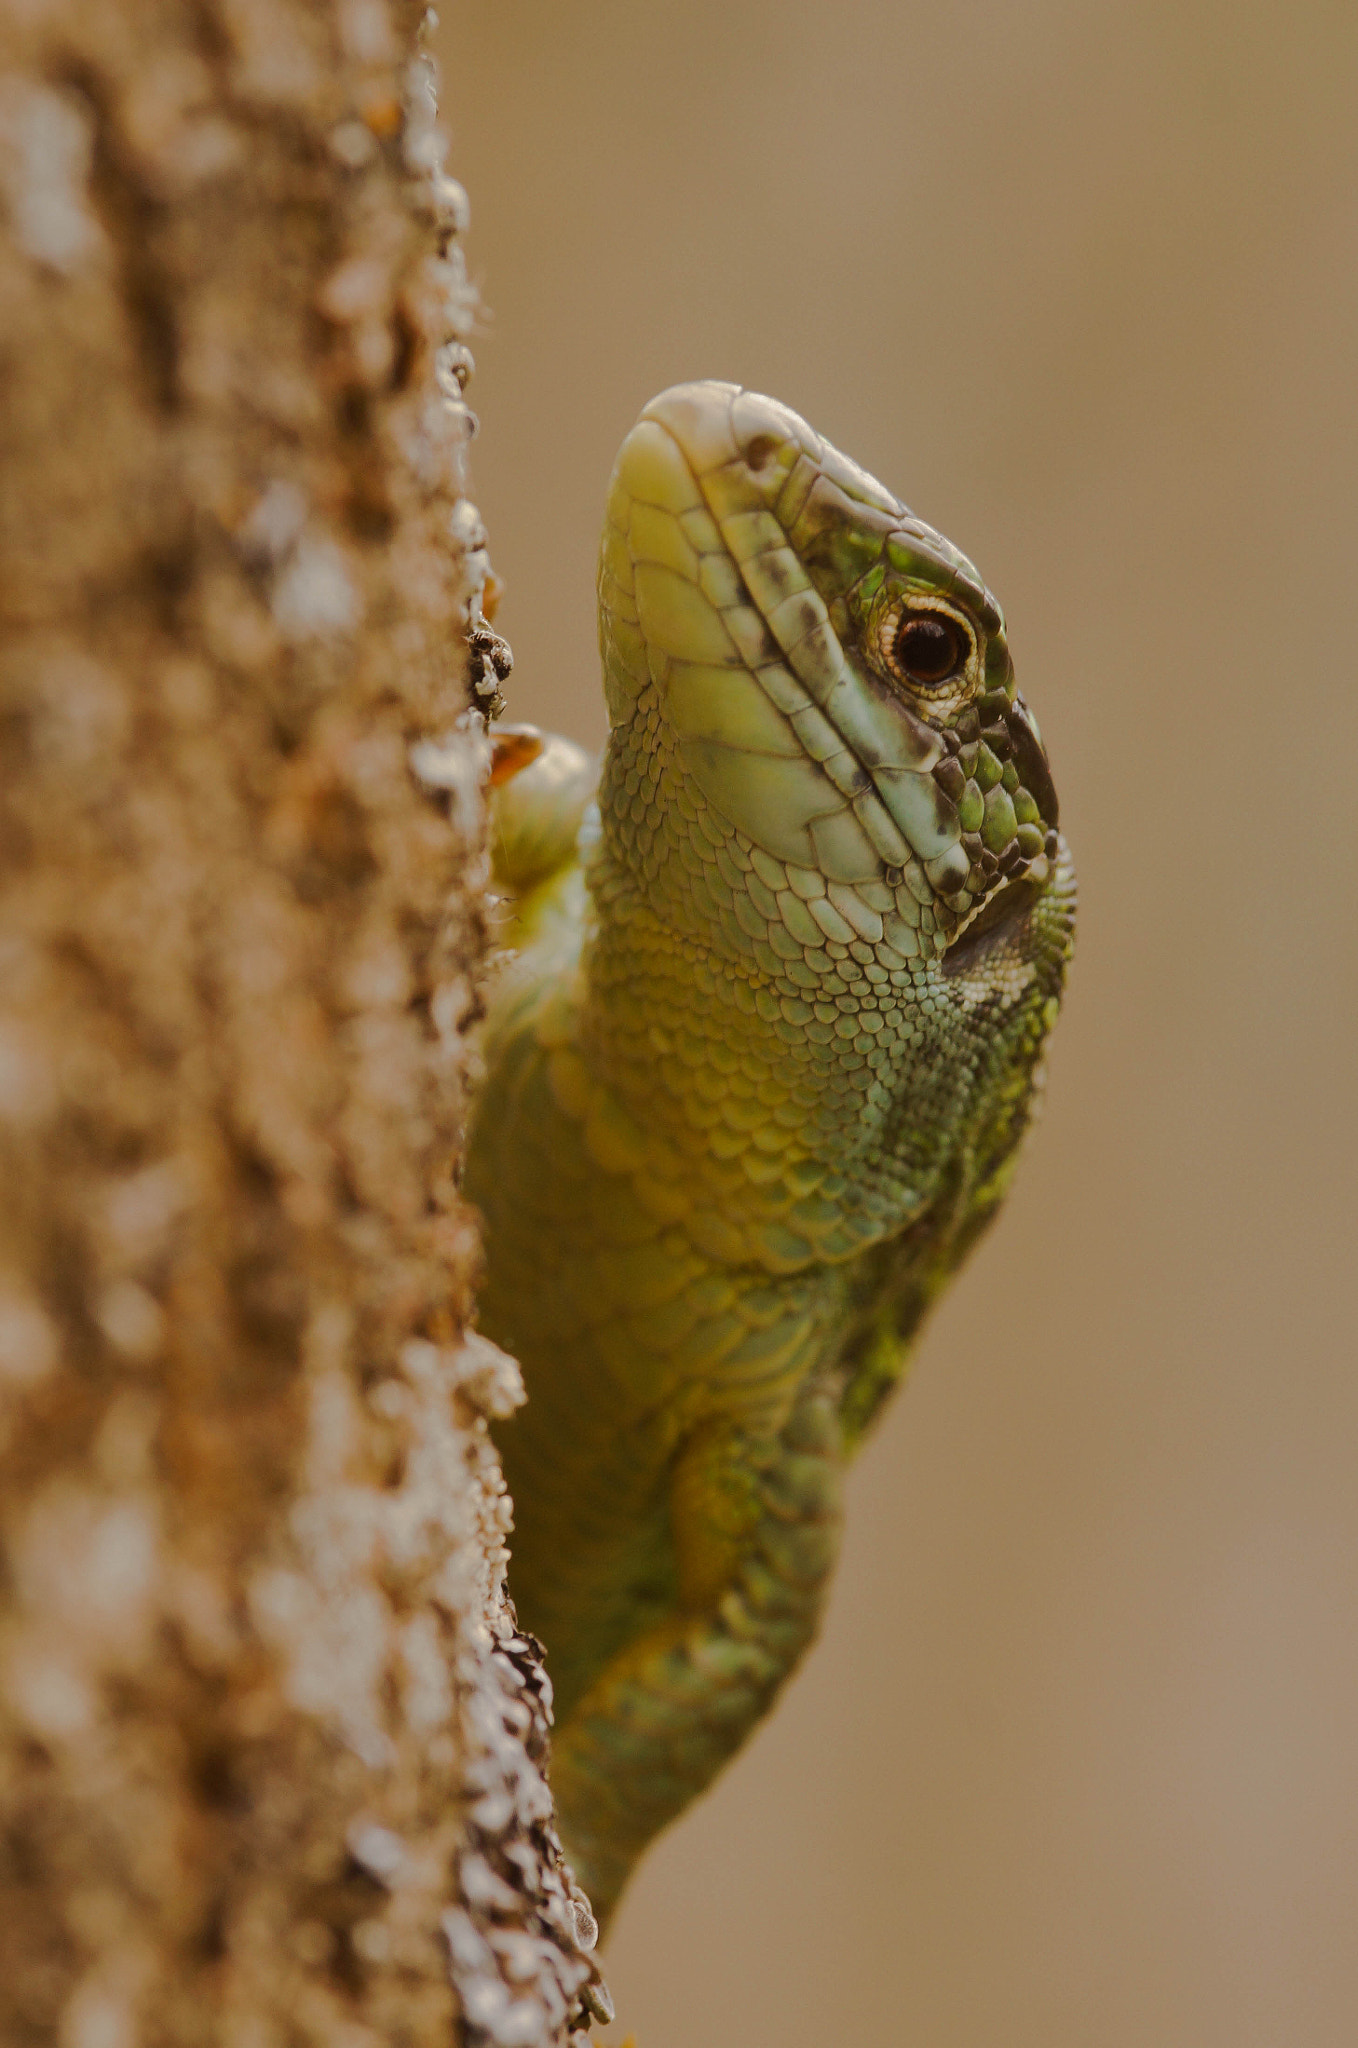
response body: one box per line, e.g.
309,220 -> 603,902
892,610 -> 969,689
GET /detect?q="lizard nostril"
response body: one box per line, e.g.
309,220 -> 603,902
743,434 -> 778,469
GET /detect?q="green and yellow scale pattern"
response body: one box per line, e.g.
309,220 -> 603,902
466,383 -> 1076,1930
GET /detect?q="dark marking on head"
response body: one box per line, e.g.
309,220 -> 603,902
793,476 -> 896,596
1006,699 -> 1059,827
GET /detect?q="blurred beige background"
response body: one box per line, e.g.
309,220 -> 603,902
438,3 -> 1358,2042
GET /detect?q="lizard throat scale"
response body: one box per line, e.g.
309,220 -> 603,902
465,382 -> 1076,1931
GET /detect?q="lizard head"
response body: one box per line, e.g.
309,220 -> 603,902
598,380 -> 1073,995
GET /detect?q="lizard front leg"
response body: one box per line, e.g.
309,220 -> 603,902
549,1371 -> 843,1933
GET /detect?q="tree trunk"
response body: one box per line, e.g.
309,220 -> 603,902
0,4 -> 603,2041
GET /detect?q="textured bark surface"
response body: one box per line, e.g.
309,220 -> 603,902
0,4 -> 603,2042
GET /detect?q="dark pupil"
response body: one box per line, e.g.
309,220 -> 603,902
896,613 -> 964,685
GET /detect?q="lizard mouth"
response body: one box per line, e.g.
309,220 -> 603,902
941,875 -> 1046,978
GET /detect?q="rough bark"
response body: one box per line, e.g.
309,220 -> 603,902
0,4 -> 603,2042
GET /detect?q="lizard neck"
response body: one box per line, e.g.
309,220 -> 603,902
572,702 -> 976,1273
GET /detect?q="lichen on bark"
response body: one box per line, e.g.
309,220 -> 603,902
0,4 -> 601,2042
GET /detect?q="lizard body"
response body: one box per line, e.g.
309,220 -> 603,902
465,382 -> 1075,1931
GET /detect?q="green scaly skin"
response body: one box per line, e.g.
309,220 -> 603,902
466,383 -> 1076,1933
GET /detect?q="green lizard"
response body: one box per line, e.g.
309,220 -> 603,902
465,382 -> 1075,1933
